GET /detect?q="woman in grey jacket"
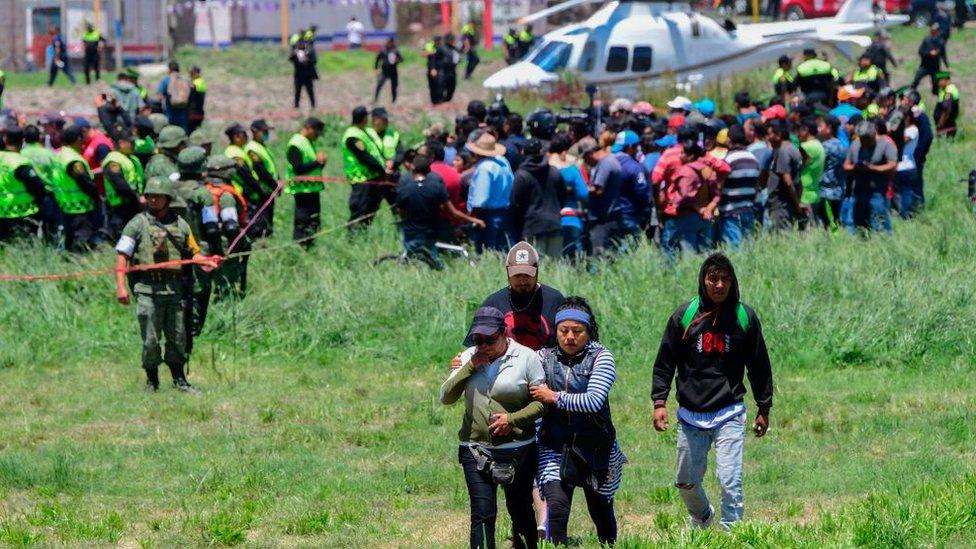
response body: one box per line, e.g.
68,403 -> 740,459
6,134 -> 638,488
441,306 -> 546,549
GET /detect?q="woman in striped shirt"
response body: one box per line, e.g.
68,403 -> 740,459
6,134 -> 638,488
529,297 -> 626,546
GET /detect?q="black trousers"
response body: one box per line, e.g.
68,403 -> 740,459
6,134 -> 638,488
541,480 -> 617,546
465,51 -> 480,79
441,69 -> 458,102
83,50 -> 100,84
294,75 -> 316,108
374,70 -> 398,103
292,192 -> 321,247
459,446 -> 539,549
246,199 -> 274,239
63,212 -> 95,253
0,217 -> 38,241
428,73 -> 442,104
911,66 -> 940,96
48,59 -> 76,86
347,183 -> 395,232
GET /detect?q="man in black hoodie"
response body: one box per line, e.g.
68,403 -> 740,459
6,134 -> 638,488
510,139 -> 565,258
651,253 -> 773,531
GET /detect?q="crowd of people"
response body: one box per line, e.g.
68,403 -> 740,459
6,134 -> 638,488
441,244 -> 772,546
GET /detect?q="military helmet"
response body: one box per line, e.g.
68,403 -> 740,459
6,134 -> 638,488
177,146 -> 208,174
143,176 -> 176,198
205,154 -> 237,179
148,113 -> 169,135
157,125 -> 188,149
189,130 -> 213,147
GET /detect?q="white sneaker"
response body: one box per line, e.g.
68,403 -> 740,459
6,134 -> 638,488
691,505 -> 715,529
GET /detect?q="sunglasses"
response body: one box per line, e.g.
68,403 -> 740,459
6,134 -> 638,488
473,333 -> 501,346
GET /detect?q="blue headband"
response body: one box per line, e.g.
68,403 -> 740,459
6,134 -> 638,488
555,309 -> 591,327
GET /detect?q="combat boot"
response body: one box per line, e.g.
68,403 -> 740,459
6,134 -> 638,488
145,366 -> 160,392
168,363 -> 197,393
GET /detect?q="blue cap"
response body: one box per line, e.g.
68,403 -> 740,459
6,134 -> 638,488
654,134 -> 677,148
693,98 -> 716,117
74,117 -> 91,129
611,130 -> 640,153
470,306 -> 506,336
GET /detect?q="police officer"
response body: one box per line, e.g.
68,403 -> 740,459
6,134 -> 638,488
0,127 -> 48,241
461,23 -> 479,80
343,106 -> 390,233
425,36 -> 444,105
145,125 -> 187,182
114,176 -> 218,392
20,125 -> 63,243
439,33 -> 461,103
223,123 -> 271,237
850,53 -> 884,95
366,107 -> 403,182
245,119 -> 280,238
56,125 -> 99,252
503,28 -> 520,65
285,117 -> 328,246
517,25 -> 536,58
795,49 -> 838,107
771,55 -> 796,99
188,66 -> 207,133
132,116 -> 156,168
82,22 -> 105,85
102,131 -> 146,239
202,155 -> 250,300
934,71 -> 960,137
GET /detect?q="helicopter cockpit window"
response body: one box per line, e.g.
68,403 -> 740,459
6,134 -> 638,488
606,46 -> 628,73
580,41 -> 597,72
691,18 -> 701,37
632,46 -> 652,72
529,41 -> 572,72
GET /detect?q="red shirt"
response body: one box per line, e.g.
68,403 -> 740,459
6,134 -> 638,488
431,162 -> 463,222
664,159 -> 719,217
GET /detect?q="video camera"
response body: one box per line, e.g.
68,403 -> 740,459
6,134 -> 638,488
556,84 -> 603,138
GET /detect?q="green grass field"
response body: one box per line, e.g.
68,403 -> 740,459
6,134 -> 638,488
3,25 -> 976,549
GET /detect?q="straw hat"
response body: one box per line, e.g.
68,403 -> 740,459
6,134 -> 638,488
467,131 -> 507,157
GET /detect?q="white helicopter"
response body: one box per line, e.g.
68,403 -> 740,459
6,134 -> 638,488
483,0 -> 907,96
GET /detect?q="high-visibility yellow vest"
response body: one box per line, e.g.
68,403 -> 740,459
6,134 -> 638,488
83,30 -> 101,43
55,147 -> 95,214
103,151 -> 143,206
224,144 -> 258,198
0,152 -> 40,219
365,128 -> 400,162
284,133 -> 323,194
852,65 -> 881,84
20,143 -> 60,192
341,126 -> 384,184
245,140 -> 279,181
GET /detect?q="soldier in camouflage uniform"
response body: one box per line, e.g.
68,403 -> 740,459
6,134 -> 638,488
201,155 -> 250,300
176,147 -> 217,333
144,125 -> 187,183
114,176 -> 218,392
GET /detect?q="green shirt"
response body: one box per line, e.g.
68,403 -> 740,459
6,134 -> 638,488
117,211 -> 200,295
799,138 -> 825,205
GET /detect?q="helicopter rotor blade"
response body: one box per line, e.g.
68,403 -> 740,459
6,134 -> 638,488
516,0 -> 605,26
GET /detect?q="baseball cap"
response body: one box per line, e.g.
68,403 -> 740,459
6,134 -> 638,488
609,98 -> 633,115
655,134 -> 678,148
693,98 -> 716,117
371,107 -> 389,119
568,136 -> 600,158
667,114 -> 686,129
469,306 -> 506,337
506,241 -> 539,277
837,84 -> 865,102
250,119 -> 273,132
611,130 -> 640,153
74,117 -> 91,129
224,123 -> 247,138
304,116 -> 325,131
632,101 -> 655,115
666,96 -> 692,111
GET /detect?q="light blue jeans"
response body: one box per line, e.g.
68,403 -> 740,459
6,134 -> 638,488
675,414 -> 745,529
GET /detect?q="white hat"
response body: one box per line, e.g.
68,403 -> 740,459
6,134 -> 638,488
609,98 -> 633,114
666,95 -> 693,111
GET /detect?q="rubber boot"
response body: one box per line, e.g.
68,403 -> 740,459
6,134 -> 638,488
168,363 -> 195,392
145,366 -> 160,392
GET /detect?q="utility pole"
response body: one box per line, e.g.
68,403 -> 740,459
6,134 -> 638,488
114,0 -> 123,70
60,0 -> 68,39
281,0 -> 290,48
161,0 -> 172,61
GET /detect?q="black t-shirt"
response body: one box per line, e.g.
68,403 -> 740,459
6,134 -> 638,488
396,172 -> 448,233
467,284 -> 566,350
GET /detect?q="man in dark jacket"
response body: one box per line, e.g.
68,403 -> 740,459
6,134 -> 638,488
651,253 -> 773,531
510,139 -> 565,257
911,25 -> 949,96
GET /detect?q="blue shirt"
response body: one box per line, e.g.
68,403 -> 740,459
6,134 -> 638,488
614,152 -> 650,223
559,165 -> 588,229
467,156 -> 514,211
819,137 -> 847,201
642,151 -> 661,175
587,154 -> 623,222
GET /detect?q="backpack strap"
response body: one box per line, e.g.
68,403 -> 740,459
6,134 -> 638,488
682,296 -> 750,332
680,297 -> 700,331
736,303 -> 750,332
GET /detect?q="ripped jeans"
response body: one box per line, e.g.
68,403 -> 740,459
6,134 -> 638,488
675,413 -> 745,529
